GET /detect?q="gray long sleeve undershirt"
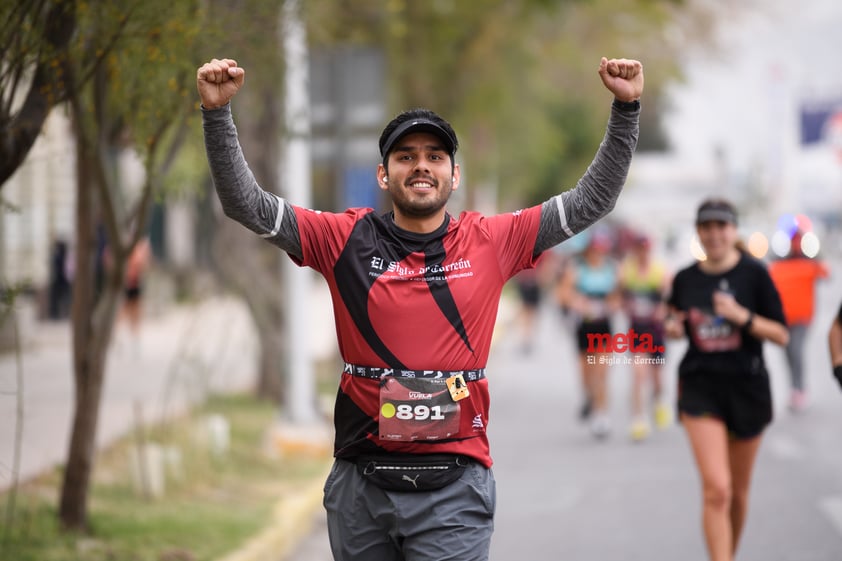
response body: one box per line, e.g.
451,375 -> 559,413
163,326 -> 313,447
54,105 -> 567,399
202,102 -> 639,260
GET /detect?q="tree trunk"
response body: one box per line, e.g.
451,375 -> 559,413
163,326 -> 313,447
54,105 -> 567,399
59,131 -> 98,530
58,338 -> 107,531
58,120 -> 121,531
60,265 -> 121,528
254,303 -> 286,402
212,215 -> 287,404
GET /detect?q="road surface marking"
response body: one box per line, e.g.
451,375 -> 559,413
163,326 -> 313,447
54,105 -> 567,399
819,495 -> 842,537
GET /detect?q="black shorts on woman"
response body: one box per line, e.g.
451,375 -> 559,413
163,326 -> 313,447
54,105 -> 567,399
677,361 -> 772,439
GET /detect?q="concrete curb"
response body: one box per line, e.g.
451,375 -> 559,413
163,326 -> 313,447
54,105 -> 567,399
214,462 -> 331,561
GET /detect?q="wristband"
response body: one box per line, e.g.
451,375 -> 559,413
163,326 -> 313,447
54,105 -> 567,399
834,365 -> 842,390
740,311 -> 754,332
612,99 -> 640,112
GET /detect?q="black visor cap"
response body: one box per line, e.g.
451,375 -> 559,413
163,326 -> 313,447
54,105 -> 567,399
379,119 -> 456,161
696,201 -> 738,225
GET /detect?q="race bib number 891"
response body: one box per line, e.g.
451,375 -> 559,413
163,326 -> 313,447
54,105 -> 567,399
379,376 -> 460,441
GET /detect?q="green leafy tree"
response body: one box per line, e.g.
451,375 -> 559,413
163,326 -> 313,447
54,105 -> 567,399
46,0 -> 203,531
304,0 -> 727,208
1,0 -> 289,533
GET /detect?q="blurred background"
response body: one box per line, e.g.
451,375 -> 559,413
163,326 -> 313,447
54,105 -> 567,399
1,0 -> 841,560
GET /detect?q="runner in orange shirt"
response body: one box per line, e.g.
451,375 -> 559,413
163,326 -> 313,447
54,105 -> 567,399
768,231 -> 829,411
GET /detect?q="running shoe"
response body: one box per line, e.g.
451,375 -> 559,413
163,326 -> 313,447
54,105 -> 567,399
788,390 -> 807,413
590,413 -> 611,439
629,416 -> 650,442
654,401 -> 673,429
579,397 -> 593,421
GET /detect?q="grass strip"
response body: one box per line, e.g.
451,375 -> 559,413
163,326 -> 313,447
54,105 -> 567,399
1,393 -> 331,561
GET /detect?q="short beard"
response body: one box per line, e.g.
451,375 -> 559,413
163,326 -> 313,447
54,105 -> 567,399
393,193 -> 451,218
388,178 -> 454,218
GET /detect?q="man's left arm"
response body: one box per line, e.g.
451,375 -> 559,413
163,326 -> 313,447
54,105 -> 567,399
534,58 -> 643,255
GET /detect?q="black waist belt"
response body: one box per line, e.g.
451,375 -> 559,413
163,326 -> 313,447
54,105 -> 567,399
354,453 -> 473,492
343,363 -> 486,381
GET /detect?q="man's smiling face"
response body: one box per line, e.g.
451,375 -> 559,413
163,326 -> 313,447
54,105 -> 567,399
381,131 -> 459,221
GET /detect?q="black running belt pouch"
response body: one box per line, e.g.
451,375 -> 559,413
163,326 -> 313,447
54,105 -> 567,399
355,454 -> 469,492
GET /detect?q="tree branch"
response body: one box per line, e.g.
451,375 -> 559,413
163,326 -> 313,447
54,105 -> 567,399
0,0 -> 76,188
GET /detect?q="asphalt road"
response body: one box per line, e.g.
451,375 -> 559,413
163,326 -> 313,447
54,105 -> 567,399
284,260 -> 842,561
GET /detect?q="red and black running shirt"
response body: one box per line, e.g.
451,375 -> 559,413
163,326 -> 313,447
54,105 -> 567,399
292,205 -> 542,467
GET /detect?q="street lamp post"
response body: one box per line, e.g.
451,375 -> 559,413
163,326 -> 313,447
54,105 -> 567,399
281,0 -> 317,425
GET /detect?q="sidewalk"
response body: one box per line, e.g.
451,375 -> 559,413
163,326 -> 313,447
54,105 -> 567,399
0,293 -> 261,491
0,288 -> 334,561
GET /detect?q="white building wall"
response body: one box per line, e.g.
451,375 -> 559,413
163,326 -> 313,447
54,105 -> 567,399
2,108 -> 76,288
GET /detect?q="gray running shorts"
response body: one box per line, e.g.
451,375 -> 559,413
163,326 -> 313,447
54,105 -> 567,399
323,458 -> 496,561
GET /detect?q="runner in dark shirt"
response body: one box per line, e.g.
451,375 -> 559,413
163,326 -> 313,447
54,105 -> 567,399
198,55 -> 643,561
830,302 -> 842,389
665,198 -> 788,561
